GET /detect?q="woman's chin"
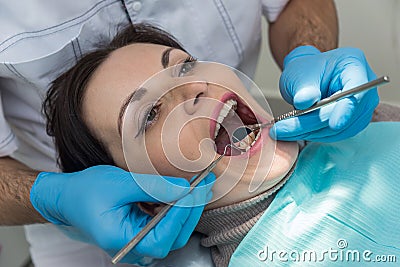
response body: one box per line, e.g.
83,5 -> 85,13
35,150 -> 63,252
207,141 -> 299,209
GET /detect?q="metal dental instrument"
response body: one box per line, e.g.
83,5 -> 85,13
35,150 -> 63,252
111,145 -> 230,264
231,76 -> 390,149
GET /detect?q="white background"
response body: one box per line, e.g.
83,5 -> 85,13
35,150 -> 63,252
255,0 -> 400,105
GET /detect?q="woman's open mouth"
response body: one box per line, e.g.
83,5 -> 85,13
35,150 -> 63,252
210,93 -> 262,156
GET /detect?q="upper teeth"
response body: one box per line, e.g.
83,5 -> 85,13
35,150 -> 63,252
214,99 -> 237,139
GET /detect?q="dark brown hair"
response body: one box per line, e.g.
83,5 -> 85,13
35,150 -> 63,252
44,23 -> 186,172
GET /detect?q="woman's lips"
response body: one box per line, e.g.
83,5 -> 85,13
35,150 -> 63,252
209,92 -> 238,140
246,117 -> 271,157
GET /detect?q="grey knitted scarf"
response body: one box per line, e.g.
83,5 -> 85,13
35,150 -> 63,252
195,160 -> 297,267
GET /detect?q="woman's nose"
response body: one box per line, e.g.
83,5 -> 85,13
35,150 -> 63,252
180,81 -> 208,115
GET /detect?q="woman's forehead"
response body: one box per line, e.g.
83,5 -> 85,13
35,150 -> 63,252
91,43 -> 187,90
82,43 -> 187,137
108,43 -> 186,68
106,43 -> 169,70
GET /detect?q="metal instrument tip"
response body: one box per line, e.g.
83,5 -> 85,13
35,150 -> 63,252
222,144 -> 232,156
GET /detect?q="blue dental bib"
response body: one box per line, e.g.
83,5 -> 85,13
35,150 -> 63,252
230,122 -> 400,266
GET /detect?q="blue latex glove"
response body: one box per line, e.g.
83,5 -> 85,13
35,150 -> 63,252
30,165 -> 215,264
272,45 -> 379,142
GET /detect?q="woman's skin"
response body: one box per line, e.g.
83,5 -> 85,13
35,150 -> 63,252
82,43 -> 299,209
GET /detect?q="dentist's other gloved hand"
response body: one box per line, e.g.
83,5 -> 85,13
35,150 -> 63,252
30,165 -> 215,264
272,45 -> 379,142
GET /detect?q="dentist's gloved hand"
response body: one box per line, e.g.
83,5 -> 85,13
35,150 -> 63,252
272,45 -> 379,142
30,165 -> 215,264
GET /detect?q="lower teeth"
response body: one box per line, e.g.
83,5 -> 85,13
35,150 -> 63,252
233,130 -> 259,151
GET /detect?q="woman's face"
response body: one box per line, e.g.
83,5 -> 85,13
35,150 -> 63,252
82,43 -> 298,208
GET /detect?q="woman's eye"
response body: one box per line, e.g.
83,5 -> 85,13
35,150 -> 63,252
136,103 -> 162,137
178,56 -> 197,77
147,108 -> 157,122
144,104 -> 161,130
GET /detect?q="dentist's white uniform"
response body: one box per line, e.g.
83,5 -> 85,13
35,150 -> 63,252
0,0 -> 288,266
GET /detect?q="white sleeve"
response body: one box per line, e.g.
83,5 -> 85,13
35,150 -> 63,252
0,91 -> 18,157
261,0 -> 290,22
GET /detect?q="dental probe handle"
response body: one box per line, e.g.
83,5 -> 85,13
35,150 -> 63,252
190,153 -> 225,188
257,76 -> 390,130
112,151 -> 226,264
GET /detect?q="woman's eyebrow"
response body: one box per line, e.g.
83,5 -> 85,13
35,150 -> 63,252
161,47 -> 176,68
118,87 -> 147,136
118,48 -> 175,136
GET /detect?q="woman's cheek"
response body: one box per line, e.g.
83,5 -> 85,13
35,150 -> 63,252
269,142 -> 298,176
143,131 -> 167,172
143,137 -> 190,179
